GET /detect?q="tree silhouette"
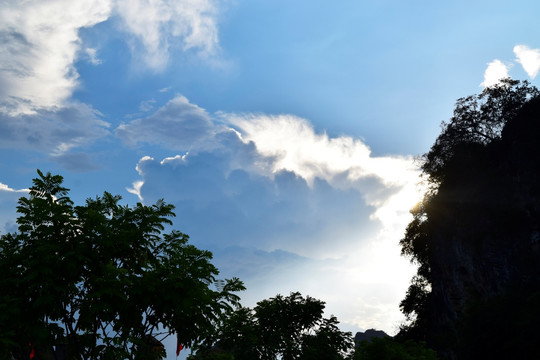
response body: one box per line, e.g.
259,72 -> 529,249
0,170 -> 244,360
422,78 -> 539,184
191,292 -> 354,360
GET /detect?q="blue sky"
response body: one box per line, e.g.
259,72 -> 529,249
2,0 -> 540,357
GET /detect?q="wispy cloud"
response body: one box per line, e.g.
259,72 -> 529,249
114,0 -> 220,70
85,48 -> 104,65
0,0 -> 223,112
0,0 -> 111,114
480,59 -> 510,88
139,99 -> 156,112
514,44 -> 540,79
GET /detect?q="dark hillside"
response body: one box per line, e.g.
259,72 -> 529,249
398,81 -> 540,360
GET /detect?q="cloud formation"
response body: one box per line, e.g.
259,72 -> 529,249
0,102 -> 110,156
482,44 -> 540,87
481,59 -> 510,88
514,45 -> 540,79
0,0 -> 111,114
0,0 -> 224,168
0,183 -> 28,194
122,96 -> 423,255
0,0 -> 222,113
122,96 -> 421,332
115,0 -> 220,70
85,48 -> 104,65
117,95 -> 225,151
0,182 -> 28,234
226,113 -> 422,236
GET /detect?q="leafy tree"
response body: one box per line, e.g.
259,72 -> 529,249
354,337 -> 438,360
0,170 -> 244,360
422,78 -> 539,184
191,292 -> 354,360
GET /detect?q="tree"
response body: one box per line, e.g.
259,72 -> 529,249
191,292 -> 354,360
0,170 -> 244,360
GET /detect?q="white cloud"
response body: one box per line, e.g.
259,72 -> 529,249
480,59 -> 510,88
121,96 -> 424,257
0,0 -> 223,114
114,0 -> 220,70
514,44 -> 540,79
0,183 -> 28,193
85,48 -> 103,65
227,113 -> 418,185
225,113 -> 423,238
113,91 -> 427,332
0,0 -> 111,114
126,180 -> 144,201
0,182 -> 29,234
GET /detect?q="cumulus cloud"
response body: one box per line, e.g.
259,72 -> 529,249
121,97 -> 421,331
122,96 -> 423,257
114,0 -> 220,70
130,133 -> 417,331
116,95 -> 226,151
225,113 -> 423,238
134,153 -> 380,257
481,59 -> 510,88
0,0 -> 111,114
514,44 -> 540,79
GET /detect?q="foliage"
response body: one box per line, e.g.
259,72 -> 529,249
0,170 -> 244,360
422,78 -> 539,184
191,292 -> 354,360
354,337 -> 438,360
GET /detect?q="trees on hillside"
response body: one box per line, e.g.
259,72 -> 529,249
354,337 -> 438,360
422,78 -> 539,184
398,79 -> 540,357
191,292 -> 354,360
0,170 -> 244,359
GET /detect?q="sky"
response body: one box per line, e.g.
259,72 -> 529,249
2,0 -> 540,357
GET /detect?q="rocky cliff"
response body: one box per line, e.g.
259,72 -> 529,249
401,91 -> 540,359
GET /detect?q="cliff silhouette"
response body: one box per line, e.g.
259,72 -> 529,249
398,81 -> 540,359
